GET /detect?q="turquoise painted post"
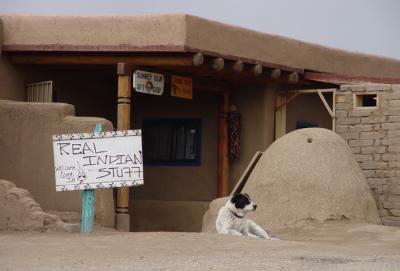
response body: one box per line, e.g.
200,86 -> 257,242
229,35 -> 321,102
81,189 -> 95,234
80,123 -> 102,234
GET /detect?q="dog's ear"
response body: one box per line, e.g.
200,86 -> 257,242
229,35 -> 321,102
230,193 -> 250,209
230,194 -> 240,204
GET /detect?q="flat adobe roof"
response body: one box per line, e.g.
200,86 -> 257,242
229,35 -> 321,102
1,14 -> 400,78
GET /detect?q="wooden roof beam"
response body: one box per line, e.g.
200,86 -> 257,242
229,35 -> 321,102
269,68 -> 281,80
212,57 -> 224,71
304,71 -> 400,85
8,53 -> 205,67
232,60 -> 244,73
282,71 -> 299,84
252,64 -> 263,76
192,52 -> 204,66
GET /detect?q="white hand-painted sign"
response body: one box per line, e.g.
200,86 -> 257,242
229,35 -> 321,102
133,70 -> 164,95
52,130 -> 143,191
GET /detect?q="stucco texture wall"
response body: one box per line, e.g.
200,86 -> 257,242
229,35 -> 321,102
0,100 -> 115,227
286,93 -> 333,133
0,179 -> 60,231
0,54 -> 278,231
132,90 -> 219,202
0,14 -> 186,50
202,128 -> 381,233
18,65 -> 117,124
0,56 -> 118,124
129,90 -> 218,231
0,56 -> 25,101
229,84 -> 277,189
128,84 -> 276,232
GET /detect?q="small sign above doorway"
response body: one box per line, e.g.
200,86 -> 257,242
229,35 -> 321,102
171,75 -> 193,99
133,70 -> 164,96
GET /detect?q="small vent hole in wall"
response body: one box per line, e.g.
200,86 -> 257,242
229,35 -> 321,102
355,93 -> 377,108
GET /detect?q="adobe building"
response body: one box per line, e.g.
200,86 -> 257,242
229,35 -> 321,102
1,14 -> 400,231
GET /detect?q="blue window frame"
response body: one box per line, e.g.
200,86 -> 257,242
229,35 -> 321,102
296,121 -> 318,129
142,118 -> 201,166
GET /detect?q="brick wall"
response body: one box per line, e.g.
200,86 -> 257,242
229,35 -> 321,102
335,84 -> 400,217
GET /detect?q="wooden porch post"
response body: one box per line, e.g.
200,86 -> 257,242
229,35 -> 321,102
116,63 -> 133,231
218,90 -> 230,197
275,92 -> 287,139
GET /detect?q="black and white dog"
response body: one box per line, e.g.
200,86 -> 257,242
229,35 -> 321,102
216,193 -> 271,239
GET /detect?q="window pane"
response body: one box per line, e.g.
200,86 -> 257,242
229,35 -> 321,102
143,119 -> 201,165
185,127 -> 197,160
362,95 -> 377,107
144,122 -> 172,161
174,125 -> 186,160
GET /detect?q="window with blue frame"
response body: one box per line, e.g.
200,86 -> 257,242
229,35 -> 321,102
142,118 -> 201,166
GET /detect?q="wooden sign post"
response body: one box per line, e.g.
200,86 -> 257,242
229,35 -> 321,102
80,123 -> 102,234
52,125 -> 143,234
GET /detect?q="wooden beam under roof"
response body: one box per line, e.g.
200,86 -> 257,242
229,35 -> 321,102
6,51 -> 309,84
305,71 -> 400,85
8,52 -> 204,66
212,58 -> 224,71
160,63 -> 304,85
184,46 -> 303,74
7,50 -> 303,72
269,68 -> 281,80
3,43 -> 303,73
232,60 -> 244,73
252,64 -> 263,76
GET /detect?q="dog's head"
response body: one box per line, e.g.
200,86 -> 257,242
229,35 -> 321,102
227,193 -> 257,217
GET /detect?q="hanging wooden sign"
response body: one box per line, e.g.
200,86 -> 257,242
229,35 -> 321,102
52,130 -> 143,191
133,70 -> 164,96
171,75 -> 193,100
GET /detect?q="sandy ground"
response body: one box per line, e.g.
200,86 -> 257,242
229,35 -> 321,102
1,222 -> 400,271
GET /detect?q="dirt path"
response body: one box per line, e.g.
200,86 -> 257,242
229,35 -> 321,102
1,222 -> 400,271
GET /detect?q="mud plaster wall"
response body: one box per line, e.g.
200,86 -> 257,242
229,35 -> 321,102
0,100 -> 115,227
0,57 -> 118,125
0,59 -> 277,231
0,56 -> 25,101
21,65 -> 117,123
130,84 -> 277,199
0,179 -> 60,231
132,200 -> 210,232
129,90 -> 218,232
1,63 -> 277,199
286,93 -> 333,133
0,14 -> 186,49
335,84 -> 400,218
129,84 -> 276,232
230,84 -> 277,189
2,65 -> 218,201
132,91 -> 219,202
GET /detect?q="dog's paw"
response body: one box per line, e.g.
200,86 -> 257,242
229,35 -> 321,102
248,233 -> 259,238
223,230 -> 243,236
268,237 -> 280,240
